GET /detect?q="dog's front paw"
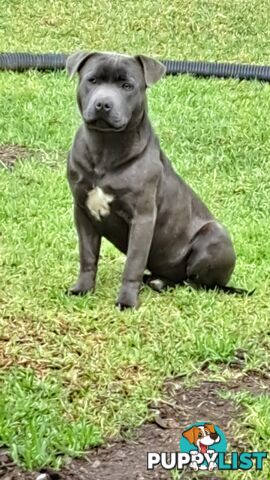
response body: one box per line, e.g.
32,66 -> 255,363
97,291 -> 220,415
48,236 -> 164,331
67,272 -> 95,296
67,284 -> 92,296
116,301 -> 136,310
116,282 -> 139,310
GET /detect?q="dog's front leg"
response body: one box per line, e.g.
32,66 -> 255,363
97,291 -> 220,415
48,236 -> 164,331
69,204 -> 101,295
116,194 -> 157,310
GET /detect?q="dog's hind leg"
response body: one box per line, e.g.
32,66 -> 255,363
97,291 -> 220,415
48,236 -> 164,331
186,221 -> 236,289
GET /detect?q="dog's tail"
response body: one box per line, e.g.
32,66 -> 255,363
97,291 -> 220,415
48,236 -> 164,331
143,274 -> 255,296
210,285 -> 255,296
182,280 -> 255,296
187,281 -> 255,296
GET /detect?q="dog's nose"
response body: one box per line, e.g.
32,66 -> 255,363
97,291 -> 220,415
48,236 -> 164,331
95,100 -> 112,112
95,102 -> 103,111
210,433 -> 218,440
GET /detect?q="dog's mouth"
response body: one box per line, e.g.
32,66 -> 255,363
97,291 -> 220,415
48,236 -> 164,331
86,118 -> 127,132
199,442 -> 208,454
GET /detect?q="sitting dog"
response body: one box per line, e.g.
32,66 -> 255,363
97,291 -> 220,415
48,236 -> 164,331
66,51 -> 244,309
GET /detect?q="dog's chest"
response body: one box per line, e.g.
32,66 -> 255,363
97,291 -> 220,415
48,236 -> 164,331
86,186 -> 114,221
71,161 -> 135,223
75,165 -> 113,221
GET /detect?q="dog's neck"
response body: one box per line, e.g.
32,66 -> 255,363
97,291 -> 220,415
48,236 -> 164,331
83,110 -> 153,170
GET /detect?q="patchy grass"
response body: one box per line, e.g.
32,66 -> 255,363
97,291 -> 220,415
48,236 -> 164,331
218,390 -> 270,479
0,369 -> 102,469
173,389 -> 270,479
0,0 -> 270,473
234,393 -> 270,453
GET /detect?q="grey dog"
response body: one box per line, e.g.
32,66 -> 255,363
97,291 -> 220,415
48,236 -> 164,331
66,51 -> 247,309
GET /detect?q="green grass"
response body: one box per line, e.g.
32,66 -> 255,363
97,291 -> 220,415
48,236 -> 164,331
219,391 -> 270,479
1,0 -> 270,63
0,0 -> 270,474
0,369 -> 102,469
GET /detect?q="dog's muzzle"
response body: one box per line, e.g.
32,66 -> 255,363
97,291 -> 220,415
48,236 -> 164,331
83,100 -> 127,131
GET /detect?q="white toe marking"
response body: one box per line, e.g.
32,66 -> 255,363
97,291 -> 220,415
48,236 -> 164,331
150,279 -> 164,290
86,187 -> 114,221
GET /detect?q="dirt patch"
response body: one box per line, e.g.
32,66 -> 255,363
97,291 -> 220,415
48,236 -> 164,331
1,371 -> 269,480
0,144 -> 64,169
228,369 -> 270,395
0,145 -> 31,168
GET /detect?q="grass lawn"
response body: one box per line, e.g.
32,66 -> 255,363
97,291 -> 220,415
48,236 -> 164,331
0,0 -> 270,477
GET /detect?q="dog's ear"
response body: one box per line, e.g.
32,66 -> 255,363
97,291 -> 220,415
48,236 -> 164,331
66,51 -> 97,78
183,426 -> 196,445
204,423 -> 216,434
136,55 -> 166,87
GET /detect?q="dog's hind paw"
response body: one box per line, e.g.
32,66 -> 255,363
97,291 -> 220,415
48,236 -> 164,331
143,274 -> 175,292
149,278 -> 167,292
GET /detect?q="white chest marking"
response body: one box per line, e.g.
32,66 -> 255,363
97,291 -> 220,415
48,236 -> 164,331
86,187 -> 114,221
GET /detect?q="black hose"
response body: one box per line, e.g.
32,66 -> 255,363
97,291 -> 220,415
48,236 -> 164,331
0,53 -> 68,71
1,52 -> 270,82
162,60 -> 270,82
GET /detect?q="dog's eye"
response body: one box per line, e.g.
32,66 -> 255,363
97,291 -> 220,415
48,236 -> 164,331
122,82 -> 133,90
88,77 -> 97,84
198,432 -> 202,438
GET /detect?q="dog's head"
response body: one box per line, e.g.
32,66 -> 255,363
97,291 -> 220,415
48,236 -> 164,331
66,51 -> 165,132
183,423 -> 220,454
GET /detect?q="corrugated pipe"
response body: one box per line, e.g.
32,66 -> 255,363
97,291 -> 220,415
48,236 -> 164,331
1,52 -> 270,82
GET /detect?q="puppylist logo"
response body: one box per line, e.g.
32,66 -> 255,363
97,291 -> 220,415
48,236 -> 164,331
147,422 -> 268,472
